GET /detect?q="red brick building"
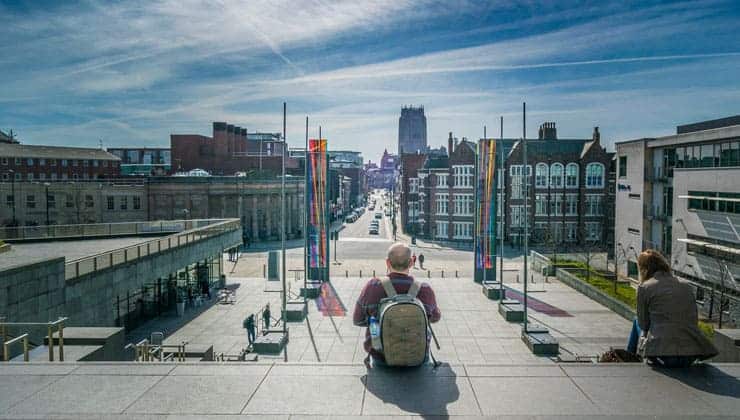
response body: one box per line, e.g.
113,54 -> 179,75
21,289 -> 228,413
0,143 -> 121,181
171,122 -> 298,175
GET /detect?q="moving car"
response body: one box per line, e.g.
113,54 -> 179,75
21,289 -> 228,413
368,226 -> 379,235
375,212 -> 382,219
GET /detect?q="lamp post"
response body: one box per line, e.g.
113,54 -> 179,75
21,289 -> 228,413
44,182 -> 51,226
8,170 -> 16,226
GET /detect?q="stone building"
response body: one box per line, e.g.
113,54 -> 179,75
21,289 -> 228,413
0,142 -> 121,183
399,123 -> 614,250
398,106 -> 427,154
170,122 -> 298,175
1,177 -> 304,242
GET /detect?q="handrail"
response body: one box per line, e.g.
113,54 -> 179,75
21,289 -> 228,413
129,339 -> 188,362
63,219 -> 240,280
0,317 -> 68,362
3,333 -> 29,362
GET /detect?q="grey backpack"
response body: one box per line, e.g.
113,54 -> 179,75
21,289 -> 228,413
377,277 -> 430,367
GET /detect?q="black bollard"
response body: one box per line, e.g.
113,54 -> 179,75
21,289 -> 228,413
441,270 -> 445,278
345,270 -> 348,277
455,270 -> 458,278
373,269 -> 376,277
516,274 -> 520,283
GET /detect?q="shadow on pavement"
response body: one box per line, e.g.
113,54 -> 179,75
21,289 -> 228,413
362,362 -> 460,419
655,364 -> 740,398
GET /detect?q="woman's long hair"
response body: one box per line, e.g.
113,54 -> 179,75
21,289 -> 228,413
637,249 -> 672,282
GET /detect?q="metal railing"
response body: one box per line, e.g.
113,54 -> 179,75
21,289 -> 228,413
0,218 -> 220,241
3,334 -> 29,362
127,339 -> 188,362
64,219 -> 240,280
0,317 -> 68,362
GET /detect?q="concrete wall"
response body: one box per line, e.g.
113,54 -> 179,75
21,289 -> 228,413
1,227 -> 240,342
614,140 -> 648,279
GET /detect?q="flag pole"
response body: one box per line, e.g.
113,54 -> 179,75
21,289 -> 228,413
281,102 -> 288,362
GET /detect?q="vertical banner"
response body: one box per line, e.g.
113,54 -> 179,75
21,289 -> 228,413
307,139 -> 329,281
475,139 -> 497,282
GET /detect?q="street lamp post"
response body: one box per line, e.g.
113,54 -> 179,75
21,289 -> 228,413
44,182 -> 51,227
9,170 -> 16,226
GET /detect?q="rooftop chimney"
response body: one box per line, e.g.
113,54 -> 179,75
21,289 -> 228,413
448,132 -> 454,155
592,126 -> 600,143
538,122 -> 557,140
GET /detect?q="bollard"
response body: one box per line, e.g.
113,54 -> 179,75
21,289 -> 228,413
263,264 -> 266,278
360,270 -> 362,278
441,270 -> 445,278
516,274 -> 520,283
427,270 -> 431,278
531,274 -> 535,284
455,270 -> 458,278
345,270 -> 348,277
373,269 -> 376,277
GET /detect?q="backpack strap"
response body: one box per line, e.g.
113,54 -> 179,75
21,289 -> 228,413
380,277 -> 397,298
408,280 -> 422,299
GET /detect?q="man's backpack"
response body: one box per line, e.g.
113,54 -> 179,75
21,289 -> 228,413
377,277 -> 430,367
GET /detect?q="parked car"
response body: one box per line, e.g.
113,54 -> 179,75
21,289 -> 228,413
368,226 -> 379,235
375,212 -> 382,219
345,215 -> 356,223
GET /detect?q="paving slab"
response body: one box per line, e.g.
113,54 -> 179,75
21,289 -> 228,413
470,376 -> 600,416
244,374 -> 365,415
0,375 -> 61,412
71,363 -> 175,376
170,364 -> 269,376
126,375 -> 263,414
8,374 -> 161,415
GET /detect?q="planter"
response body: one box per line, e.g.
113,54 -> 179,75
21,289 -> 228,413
176,302 -> 185,317
556,268 -> 636,321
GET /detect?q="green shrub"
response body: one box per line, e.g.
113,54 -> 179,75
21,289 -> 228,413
570,268 -> 637,309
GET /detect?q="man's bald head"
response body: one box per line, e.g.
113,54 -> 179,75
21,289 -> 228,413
387,242 -> 412,272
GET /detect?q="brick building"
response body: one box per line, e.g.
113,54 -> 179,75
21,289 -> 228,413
400,123 -> 614,250
170,122 -> 298,175
0,142 -> 121,182
107,147 -> 171,176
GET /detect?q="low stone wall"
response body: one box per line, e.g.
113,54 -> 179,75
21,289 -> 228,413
555,268 -> 636,321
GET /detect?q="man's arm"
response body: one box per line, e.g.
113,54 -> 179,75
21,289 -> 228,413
419,284 -> 441,323
353,279 -> 378,326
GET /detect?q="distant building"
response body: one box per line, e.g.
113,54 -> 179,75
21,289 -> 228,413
0,129 -> 19,144
615,115 -> 740,325
107,147 -> 171,176
399,123 -> 613,249
0,142 -> 121,182
398,106 -> 427,154
328,150 -> 365,208
366,149 -> 399,190
170,122 -> 297,175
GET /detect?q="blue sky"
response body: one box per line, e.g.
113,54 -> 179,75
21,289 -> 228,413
1,0 -> 739,162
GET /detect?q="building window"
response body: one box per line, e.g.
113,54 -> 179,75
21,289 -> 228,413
27,173 -> 34,181
453,165 -> 474,188
453,193 -> 474,216
83,160 -> 89,167
93,160 -> 99,167
510,165 -> 531,199
47,193 -> 55,208
511,205 -> 530,227
14,158 -> 21,165
549,163 -> 563,188
120,196 -> 128,210
38,173 -> 46,180
133,196 -> 141,210
585,222 -> 601,241
435,221 -> 449,238
14,172 -> 21,181
50,173 -> 57,180
72,160 -> 79,167
627,261 -> 638,277
549,194 -> 563,216
435,193 -> 449,215
535,194 -> 547,215
72,173 -> 79,180
6,195 -> 14,208
50,159 -> 56,166
565,163 -> 578,188
409,178 -> 419,193
585,163 -> 605,188
65,194 -> 74,208
39,158 -> 46,166
26,194 -> 36,209
1,173 -> 7,181
565,222 -> 577,242
1,157 -> 7,165
61,173 -> 68,180
687,191 -> 740,214
535,163 -> 548,188
618,156 -> 627,177
566,194 -> 578,215
436,174 -> 448,188
85,195 -> 94,208
61,159 -> 68,167
26,158 -> 34,166
453,222 -> 473,239
103,160 -> 109,167
585,194 -> 603,216
107,196 -> 114,210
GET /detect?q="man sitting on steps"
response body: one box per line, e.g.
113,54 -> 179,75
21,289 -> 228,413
353,242 -> 441,367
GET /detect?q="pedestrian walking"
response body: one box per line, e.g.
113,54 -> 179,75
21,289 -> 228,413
262,304 -> 271,334
418,253 -> 425,270
243,314 -> 256,345
411,252 -> 417,268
